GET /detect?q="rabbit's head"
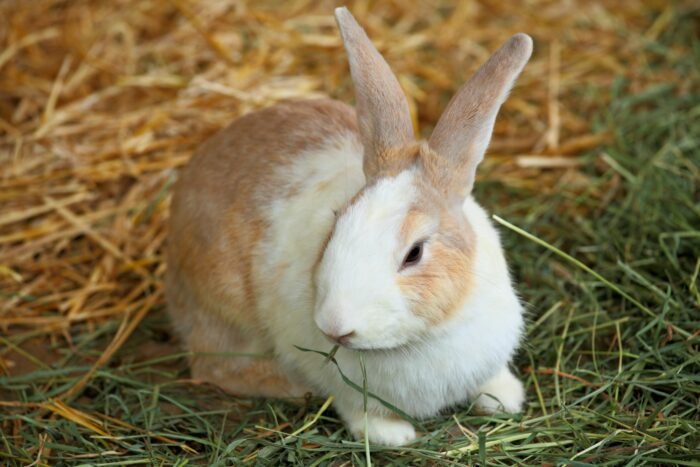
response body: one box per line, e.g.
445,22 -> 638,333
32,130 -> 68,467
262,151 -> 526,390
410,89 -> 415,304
313,8 -> 532,350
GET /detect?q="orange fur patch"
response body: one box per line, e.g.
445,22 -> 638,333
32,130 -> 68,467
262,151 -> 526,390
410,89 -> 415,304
397,176 -> 475,324
416,141 -> 473,203
191,353 -> 311,399
366,142 -> 422,180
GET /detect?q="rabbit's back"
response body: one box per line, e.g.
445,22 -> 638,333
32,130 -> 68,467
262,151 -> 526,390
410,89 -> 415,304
166,99 -> 364,362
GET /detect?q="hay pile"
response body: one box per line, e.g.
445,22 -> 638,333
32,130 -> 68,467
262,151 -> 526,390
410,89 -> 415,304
1,0 -> 697,462
1,0 -> 678,333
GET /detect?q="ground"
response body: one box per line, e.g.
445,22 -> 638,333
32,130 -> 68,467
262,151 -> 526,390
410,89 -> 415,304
0,1 -> 698,465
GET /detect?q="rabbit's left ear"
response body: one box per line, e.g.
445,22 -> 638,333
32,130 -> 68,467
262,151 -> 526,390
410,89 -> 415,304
335,7 -> 415,181
428,33 -> 533,203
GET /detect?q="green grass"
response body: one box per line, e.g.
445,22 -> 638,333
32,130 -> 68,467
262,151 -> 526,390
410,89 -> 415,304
2,14 -> 699,467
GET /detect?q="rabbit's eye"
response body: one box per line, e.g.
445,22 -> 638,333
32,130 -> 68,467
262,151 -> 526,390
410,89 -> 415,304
402,241 -> 424,268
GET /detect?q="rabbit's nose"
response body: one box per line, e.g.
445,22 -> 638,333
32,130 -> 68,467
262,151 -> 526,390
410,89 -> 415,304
324,330 -> 356,346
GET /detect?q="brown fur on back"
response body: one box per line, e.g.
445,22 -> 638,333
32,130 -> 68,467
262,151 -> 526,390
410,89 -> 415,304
166,99 -> 358,396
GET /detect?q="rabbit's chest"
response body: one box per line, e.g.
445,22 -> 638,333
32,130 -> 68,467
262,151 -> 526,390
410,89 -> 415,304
343,310 -> 523,418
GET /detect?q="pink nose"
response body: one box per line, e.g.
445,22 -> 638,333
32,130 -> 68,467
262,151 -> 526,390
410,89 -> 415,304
323,330 -> 356,346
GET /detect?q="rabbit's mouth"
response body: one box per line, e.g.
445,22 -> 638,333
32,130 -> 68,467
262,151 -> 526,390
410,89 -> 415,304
339,338 -> 415,353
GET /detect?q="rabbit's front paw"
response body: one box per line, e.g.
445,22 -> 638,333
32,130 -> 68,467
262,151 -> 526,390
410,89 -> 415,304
474,367 -> 524,414
342,410 -> 416,446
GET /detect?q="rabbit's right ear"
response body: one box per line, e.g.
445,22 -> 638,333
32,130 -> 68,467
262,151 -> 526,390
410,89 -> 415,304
427,34 -> 533,204
335,7 -> 415,181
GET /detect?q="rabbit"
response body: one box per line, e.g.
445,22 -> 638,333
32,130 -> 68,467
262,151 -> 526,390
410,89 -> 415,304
166,6 -> 533,446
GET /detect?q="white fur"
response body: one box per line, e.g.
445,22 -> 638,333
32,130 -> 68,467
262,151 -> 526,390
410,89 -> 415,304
256,134 -> 524,446
342,411 -> 416,446
315,168 -> 428,349
473,366 -> 525,413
